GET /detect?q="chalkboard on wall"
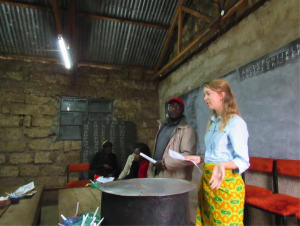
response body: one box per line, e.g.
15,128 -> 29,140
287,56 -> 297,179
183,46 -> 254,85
81,121 -> 135,179
166,38 -> 300,160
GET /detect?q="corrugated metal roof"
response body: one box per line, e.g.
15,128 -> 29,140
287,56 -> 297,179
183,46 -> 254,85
0,0 -> 192,69
0,3 -> 60,58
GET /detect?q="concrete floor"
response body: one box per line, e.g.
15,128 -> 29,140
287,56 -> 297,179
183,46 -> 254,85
40,204 -> 58,226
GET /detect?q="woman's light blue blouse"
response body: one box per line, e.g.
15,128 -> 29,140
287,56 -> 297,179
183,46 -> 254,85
204,114 -> 250,174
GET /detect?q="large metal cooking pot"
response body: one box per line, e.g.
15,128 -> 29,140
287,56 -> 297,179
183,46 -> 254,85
98,178 -> 197,225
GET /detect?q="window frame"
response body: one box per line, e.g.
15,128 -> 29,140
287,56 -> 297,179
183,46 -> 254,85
58,97 -> 113,141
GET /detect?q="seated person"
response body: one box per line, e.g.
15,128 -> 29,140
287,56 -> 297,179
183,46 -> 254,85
90,141 -> 119,178
118,143 -> 151,180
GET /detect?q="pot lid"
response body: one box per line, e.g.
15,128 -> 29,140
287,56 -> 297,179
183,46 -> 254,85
98,178 -> 197,197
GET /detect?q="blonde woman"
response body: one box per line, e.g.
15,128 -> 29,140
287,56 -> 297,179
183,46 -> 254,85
186,79 -> 250,226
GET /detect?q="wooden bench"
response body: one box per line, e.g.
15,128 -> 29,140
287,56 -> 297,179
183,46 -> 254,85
0,185 -> 44,225
58,187 -> 102,223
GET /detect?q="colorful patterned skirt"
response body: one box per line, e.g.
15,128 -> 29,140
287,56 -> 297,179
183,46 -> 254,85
196,163 -> 245,226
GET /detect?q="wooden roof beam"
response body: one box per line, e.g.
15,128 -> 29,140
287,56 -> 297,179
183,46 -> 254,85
69,0 -> 77,69
0,53 -> 62,63
178,9 -> 183,53
153,0 -> 247,80
50,0 -> 63,35
0,53 -> 154,73
0,1 -> 169,30
154,0 -> 185,72
180,6 -> 213,23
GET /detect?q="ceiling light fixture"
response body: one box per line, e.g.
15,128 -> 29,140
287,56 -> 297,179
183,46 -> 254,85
58,35 -> 71,69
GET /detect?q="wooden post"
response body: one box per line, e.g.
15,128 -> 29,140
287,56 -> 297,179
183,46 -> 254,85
51,0 -> 63,35
181,6 -> 212,22
153,0 -> 247,80
178,9 -> 183,53
154,0 -> 185,72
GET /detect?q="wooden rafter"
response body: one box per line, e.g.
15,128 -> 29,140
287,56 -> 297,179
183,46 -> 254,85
154,0 -> 185,72
76,12 -> 169,30
181,6 -> 213,23
69,0 -> 77,68
0,53 -> 61,62
51,0 -> 63,35
0,53 -> 154,73
78,62 -> 154,73
66,0 -> 72,49
153,0 -> 247,80
0,1 -> 169,30
178,9 -> 183,53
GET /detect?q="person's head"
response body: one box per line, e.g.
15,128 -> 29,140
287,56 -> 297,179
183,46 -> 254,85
203,79 -> 240,129
102,141 -> 113,155
167,97 -> 184,121
133,143 -> 151,162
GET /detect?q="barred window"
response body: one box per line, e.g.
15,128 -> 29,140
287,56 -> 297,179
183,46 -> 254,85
59,97 -> 113,140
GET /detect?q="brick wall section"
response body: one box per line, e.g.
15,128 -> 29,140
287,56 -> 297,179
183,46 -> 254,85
0,60 -> 159,189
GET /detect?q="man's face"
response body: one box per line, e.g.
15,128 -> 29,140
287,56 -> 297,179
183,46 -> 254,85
104,147 -> 112,155
168,101 -> 184,120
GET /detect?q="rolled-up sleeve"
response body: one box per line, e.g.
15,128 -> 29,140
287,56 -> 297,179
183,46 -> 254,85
228,118 -> 250,174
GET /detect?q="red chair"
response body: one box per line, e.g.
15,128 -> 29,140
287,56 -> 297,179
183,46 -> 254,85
66,163 -> 90,188
246,159 -> 300,225
243,157 -> 275,225
244,157 -> 275,200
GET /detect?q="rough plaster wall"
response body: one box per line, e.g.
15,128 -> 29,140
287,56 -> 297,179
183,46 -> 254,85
0,60 -> 159,189
159,0 -> 300,225
159,0 -> 300,117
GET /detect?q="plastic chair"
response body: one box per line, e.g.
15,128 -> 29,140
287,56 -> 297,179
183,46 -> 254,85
66,163 -> 90,188
243,157 -> 275,225
244,157 -> 275,200
246,159 -> 300,225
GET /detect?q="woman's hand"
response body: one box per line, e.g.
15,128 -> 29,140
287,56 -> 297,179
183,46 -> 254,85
209,163 -> 225,190
184,156 -> 201,164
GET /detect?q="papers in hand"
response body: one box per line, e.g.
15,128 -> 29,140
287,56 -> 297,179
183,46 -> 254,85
169,149 -> 201,173
140,153 -> 157,164
96,177 -> 114,183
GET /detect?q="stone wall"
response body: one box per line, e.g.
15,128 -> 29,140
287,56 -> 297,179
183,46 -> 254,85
159,0 -> 300,225
0,60 -> 159,189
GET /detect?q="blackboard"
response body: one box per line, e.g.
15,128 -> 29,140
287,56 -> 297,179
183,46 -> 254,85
81,121 -> 136,179
166,38 -> 300,160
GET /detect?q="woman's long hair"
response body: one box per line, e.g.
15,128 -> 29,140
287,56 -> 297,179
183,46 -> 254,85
204,79 -> 241,130
135,143 -> 151,157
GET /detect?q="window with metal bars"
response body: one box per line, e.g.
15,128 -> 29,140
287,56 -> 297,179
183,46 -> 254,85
58,97 -> 113,140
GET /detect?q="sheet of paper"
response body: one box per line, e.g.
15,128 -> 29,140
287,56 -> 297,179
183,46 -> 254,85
140,153 -> 157,164
96,177 -> 115,183
169,149 -> 202,173
14,182 -> 35,195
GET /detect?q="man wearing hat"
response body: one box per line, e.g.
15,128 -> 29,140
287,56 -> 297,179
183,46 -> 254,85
147,97 -> 197,181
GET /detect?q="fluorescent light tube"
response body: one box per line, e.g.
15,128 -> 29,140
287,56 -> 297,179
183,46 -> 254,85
58,35 -> 71,69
